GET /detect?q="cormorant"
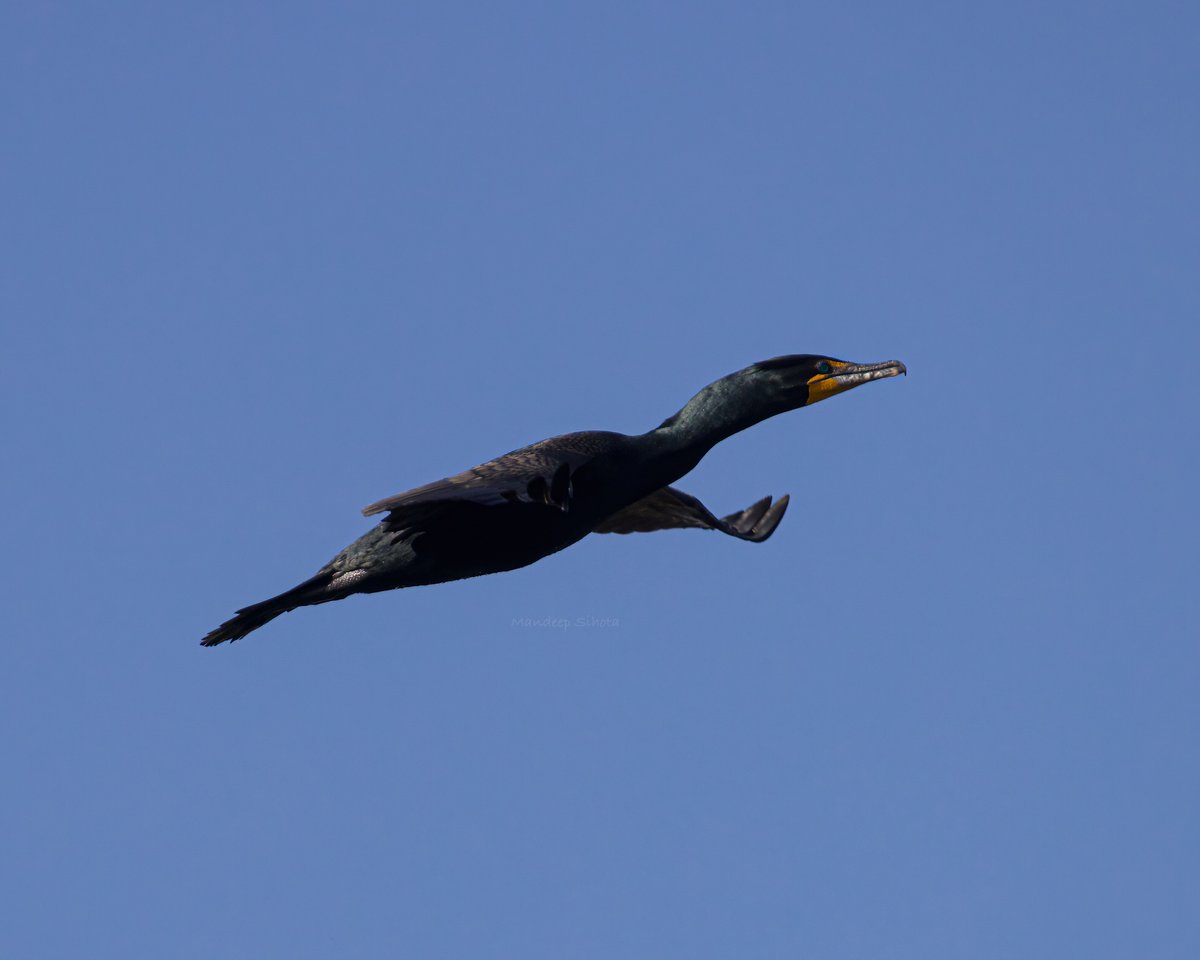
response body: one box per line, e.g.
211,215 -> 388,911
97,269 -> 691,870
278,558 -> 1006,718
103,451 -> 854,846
201,354 -> 905,645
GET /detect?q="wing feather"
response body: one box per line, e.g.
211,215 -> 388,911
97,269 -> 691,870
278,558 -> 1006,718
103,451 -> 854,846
361,432 -> 621,531
594,487 -> 789,543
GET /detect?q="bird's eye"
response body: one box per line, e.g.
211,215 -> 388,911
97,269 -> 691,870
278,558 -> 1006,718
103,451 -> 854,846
816,361 -> 832,375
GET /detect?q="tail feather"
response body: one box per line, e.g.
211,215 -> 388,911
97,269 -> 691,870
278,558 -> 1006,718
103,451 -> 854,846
200,571 -> 344,647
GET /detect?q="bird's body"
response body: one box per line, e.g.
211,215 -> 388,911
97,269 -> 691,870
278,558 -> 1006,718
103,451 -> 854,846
202,354 -> 905,645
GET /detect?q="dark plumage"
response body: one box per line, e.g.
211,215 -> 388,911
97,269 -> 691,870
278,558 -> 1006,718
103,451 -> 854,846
201,354 -> 905,645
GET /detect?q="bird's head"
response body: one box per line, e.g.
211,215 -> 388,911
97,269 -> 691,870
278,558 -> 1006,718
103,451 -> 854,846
752,354 -> 907,412
654,352 -> 907,448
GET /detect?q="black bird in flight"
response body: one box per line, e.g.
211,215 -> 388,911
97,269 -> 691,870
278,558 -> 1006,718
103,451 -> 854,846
202,354 -> 905,645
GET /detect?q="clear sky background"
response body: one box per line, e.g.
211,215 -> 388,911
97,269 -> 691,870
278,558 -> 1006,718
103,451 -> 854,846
3,2 -> 1197,957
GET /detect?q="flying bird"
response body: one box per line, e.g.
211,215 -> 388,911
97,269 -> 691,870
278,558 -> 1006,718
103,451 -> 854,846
202,354 -> 905,645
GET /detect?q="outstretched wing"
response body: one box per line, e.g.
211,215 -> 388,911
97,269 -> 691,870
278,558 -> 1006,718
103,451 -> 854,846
361,431 -> 622,533
594,486 -> 789,543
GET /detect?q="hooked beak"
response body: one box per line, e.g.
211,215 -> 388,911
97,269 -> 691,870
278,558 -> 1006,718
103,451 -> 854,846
806,359 -> 907,405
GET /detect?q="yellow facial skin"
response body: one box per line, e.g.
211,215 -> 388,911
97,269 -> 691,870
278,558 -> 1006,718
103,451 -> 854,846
805,360 -> 854,405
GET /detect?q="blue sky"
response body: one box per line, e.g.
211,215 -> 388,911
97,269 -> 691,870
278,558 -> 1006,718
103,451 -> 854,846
3,2 -> 1197,957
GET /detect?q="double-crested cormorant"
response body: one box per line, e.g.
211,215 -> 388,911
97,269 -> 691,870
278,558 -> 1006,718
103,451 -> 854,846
201,354 -> 905,645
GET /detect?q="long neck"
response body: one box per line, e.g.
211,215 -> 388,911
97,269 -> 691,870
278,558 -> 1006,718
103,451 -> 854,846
629,370 -> 781,481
